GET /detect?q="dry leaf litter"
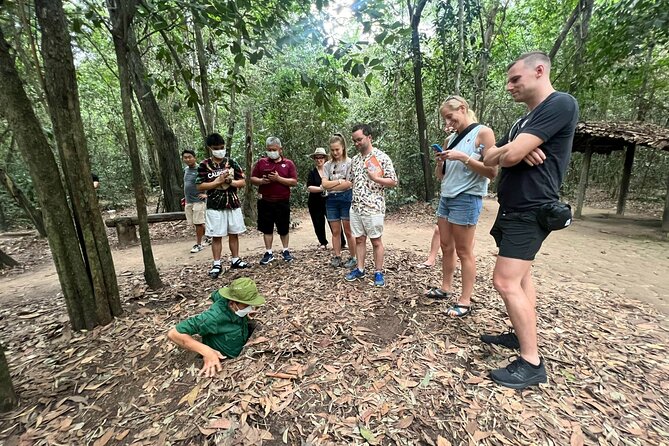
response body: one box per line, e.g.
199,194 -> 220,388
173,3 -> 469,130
0,205 -> 668,446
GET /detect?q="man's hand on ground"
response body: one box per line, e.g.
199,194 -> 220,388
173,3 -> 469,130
199,349 -> 225,378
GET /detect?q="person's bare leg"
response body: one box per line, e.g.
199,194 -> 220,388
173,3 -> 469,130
521,266 -> 536,309
451,224 -> 477,305
331,221 -> 343,256
423,225 -> 441,266
263,233 -> 273,251
195,224 -> 205,245
492,257 -> 539,364
280,233 -> 289,250
342,220 -> 356,258
355,236 -> 367,270
438,218 -> 456,292
370,236 -> 384,271
211,236 -> 223,261
228,234 -> 239,258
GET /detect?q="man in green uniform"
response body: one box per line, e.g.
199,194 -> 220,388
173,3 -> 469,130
167,277 -> 266,377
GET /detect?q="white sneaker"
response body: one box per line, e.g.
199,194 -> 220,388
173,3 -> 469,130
190,244 -> 204,253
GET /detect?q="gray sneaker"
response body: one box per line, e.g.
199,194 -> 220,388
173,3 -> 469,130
344,257 -> 357,269
330,256 -> 342,267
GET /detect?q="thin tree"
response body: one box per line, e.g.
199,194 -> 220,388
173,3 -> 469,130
109,0 -> 163,288
0,344 -> 17,412
408,0 -> 435,201
0,27 -> 120,330
105,0 -> 183,212
36,0 -> 121,317
0,164 -> 47,236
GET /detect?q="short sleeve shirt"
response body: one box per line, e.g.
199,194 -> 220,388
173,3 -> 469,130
350,148 -> 397,215
324,159 -> 352,183
195,158 -> 244,210
251,157 -> 297,201
183,166 -> 204,204
496,92 -> 579,211
175,290 -> 249,358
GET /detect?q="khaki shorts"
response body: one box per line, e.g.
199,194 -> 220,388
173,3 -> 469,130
350,209 -> 384,239
185,201 -> 206,225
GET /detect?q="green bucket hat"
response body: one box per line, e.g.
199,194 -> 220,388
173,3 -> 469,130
219,277 -> 266,306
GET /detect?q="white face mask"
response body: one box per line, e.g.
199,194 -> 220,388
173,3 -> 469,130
211,149 -> 226,159
266,151 -> 280,160
234,305 -> 254,317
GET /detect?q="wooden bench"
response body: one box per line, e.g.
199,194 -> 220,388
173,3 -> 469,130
105,212 -> 186,247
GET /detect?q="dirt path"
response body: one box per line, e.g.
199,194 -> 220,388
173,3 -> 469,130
1,199 -> 668,316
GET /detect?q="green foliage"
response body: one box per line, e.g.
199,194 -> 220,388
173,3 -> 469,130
1,0 -> 668,229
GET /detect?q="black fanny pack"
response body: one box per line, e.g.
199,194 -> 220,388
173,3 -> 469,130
537,202 -> 572,231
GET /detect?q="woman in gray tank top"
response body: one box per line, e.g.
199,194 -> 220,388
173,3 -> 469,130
425,96 -> 498,318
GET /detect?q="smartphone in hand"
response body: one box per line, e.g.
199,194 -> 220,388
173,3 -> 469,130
431,144 -> 443,153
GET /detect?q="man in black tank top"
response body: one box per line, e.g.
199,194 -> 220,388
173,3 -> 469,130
482,51 -> 579,389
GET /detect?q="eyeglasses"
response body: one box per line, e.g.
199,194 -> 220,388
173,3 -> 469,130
208,145 -> 225,150
314,156 -> 326,160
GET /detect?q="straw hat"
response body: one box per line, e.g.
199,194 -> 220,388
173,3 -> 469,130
309,147 -> 328,158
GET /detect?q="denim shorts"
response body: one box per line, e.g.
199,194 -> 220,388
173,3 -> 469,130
326,189 -> 352,222
437,193 -> 483,226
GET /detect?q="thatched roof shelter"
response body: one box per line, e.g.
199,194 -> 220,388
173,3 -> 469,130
573,121 -> 669,154
571,121 -> 669,232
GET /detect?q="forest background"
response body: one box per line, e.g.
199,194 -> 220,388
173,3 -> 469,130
0,0 -> 668,231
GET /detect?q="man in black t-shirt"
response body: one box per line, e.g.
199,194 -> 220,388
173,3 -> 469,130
482,51 -> 579,389
196,133 -> 250,279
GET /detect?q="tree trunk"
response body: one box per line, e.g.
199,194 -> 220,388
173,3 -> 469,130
0,166 -> 47,236
549,2 -> 581,61
0,200 -> 7,232
242,109 -> 257,222
0,345 -> 17,412
454,0 -> 464,96
113,1 -> 182,212
109,0 -> 163,289
0,27 -> 107,330
409,0 -> 434,202
36,0 -> 122,323
226,81 -> 238,150
473,0 -> 503,121
158,27 -> 207,139
569,0 -> 595,93
193,17 -> 214,135
0,248 -> 19,268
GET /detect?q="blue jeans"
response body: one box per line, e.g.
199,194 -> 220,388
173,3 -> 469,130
326,189 -> 352,222
437,193 -> 483,226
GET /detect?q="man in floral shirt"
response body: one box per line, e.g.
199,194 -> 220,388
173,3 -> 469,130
345,124 -> 397,287
196,133 -> 249,278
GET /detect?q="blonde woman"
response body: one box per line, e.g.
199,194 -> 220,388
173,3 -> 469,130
321,133 -> 356,268
425,96 -> 497,317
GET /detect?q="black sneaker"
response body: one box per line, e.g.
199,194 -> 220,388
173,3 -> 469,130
489,357 -> 547,389
259,252 -> 274,265
282,250 -> 294,262
480,332 -> 520,350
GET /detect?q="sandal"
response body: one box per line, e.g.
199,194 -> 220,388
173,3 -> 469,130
208,264 -> 223,279
424,287 -> 452,299
416,263 -> 434,269
446,304 -> 472,318
231,259 -> 249,269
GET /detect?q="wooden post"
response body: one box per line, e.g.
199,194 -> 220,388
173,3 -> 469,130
575,147 -> 593,219
616,144 -> 635,215
662,171 -> 669,233
0,345 -> 18,412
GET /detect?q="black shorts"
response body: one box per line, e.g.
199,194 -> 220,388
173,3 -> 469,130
490,208 -> 550,261
257,199 -> 290,236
